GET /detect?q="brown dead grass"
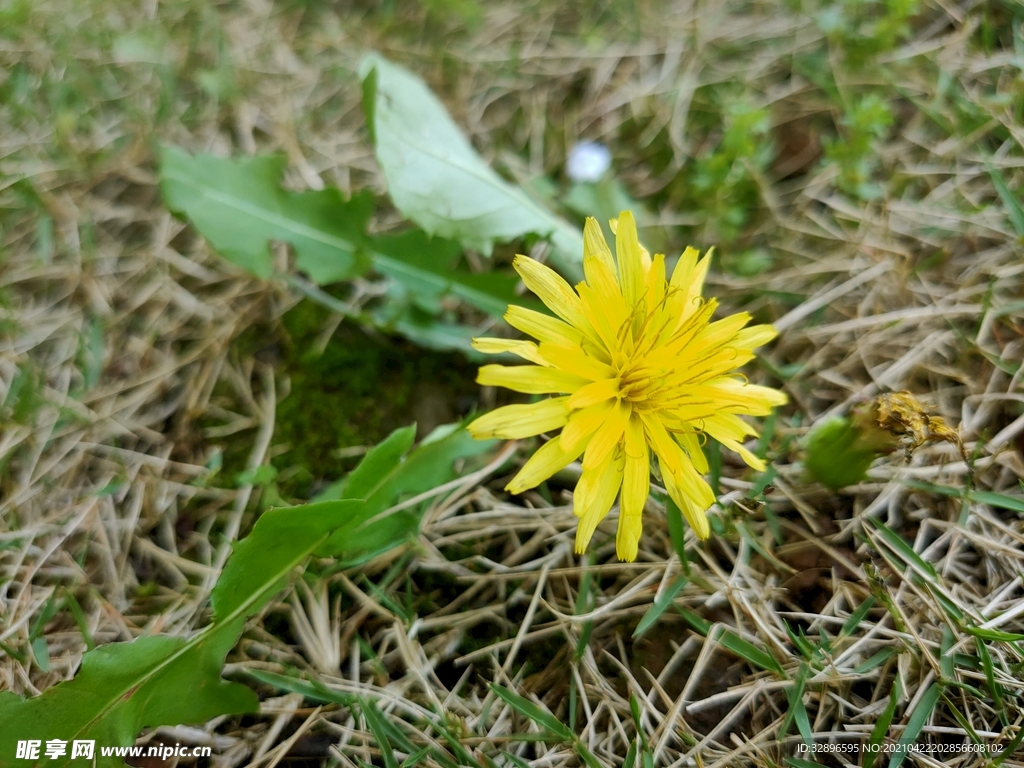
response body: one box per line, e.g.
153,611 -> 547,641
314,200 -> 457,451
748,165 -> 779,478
2,0 -> 1023,766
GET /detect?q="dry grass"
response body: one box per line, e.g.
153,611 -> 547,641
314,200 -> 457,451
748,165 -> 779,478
2,0 -> 1023,766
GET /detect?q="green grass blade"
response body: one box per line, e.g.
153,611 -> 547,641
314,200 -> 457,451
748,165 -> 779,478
361,698 -> 400,768
676,608 -> 785,675
665,498 -> 691,574
987,161 -> 1024,237
868,519 -> 938,581
633,574 -> 688,638
864,674 -> 902,768
853,647 -> 897,675
490,684 -> 572,741
500,752 -> 533,768
888,682 -> 940,768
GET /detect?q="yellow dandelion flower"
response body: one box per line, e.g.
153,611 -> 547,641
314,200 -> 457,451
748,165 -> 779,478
468,211 -> 787,561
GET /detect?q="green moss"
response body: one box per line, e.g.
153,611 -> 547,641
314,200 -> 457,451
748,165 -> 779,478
269,300 -> 479,499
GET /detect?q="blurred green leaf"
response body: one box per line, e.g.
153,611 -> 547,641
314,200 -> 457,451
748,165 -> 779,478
160,145 -> 372,283
987,161 -> 1024,237
360,53 -> 583,278
370,228 -> 525,319
803,415 -> 877,490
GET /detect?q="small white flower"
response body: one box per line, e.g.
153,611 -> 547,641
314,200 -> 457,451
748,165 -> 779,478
566,141 -> 612,183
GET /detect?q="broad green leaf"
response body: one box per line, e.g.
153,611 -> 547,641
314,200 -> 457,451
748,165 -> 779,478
0,500 -> 366,768
316,424 -> 497,560
969,490 -> 1024,513
623,741 -> 638,768
782,665 -> 813,747
371,303 -> 481,357
370,228 -> 529,318
360,53 -> 584,278
888,682 -> 940,768
974,637 -> 1006,720
328,425 -> 417,502
160,145 -> 372,283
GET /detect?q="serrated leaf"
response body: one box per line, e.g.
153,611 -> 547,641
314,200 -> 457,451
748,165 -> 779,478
315,424 -> 497,561
0,500 -> 366,768
360,53 -> 584,277
160,145 -> 372,283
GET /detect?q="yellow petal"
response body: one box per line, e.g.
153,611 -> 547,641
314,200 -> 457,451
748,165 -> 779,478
506,437 -> 584,494
574,448 -> 625,553
567,378 -> 620,410
477,364 -> 590,394
734,324 -> 778,350
577,282 -> 631,355
471,337 -> 548,366
504,305 -> 584,346
468,397 -> 569,439
513,255 -> 593,335
694,378 -> 787,415
668,245 -> 700,291
639,411 -> 715,514
581,399 -> 631,470
702,413 -> 766,471
676,430 -> 709,475
669,482 -> 711,540
538,342 -> 616,381
617,414 -> 650,562
614,210 -> 644,310
679,250 -> 712,319
583,217 -> 617,276
560,399 -> 615,453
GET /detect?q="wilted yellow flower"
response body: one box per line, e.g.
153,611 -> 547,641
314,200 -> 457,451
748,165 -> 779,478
469,212 -> 786,561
